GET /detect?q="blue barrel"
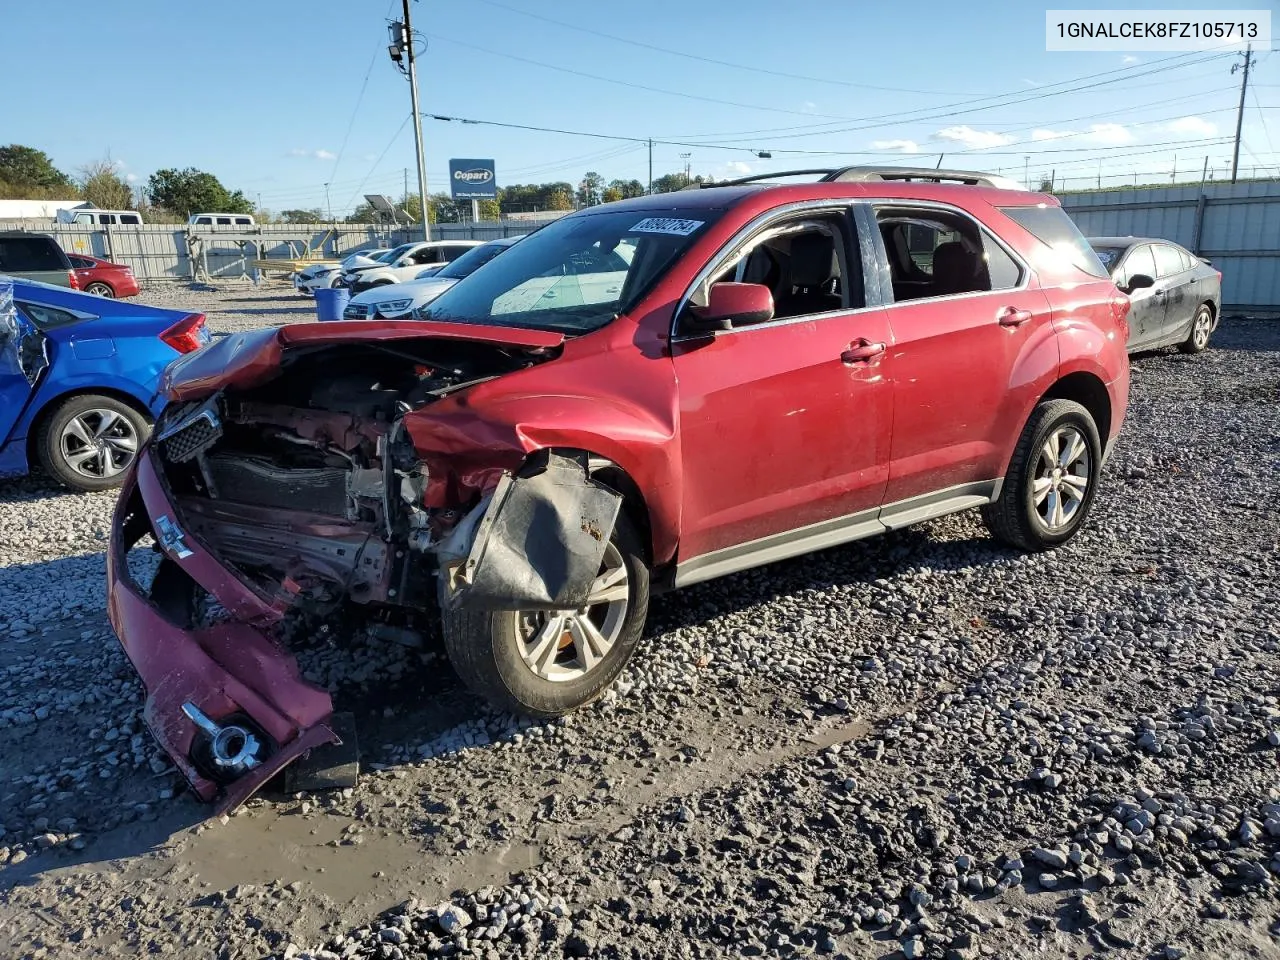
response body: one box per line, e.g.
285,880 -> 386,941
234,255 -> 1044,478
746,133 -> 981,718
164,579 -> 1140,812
315,286 -> 351,322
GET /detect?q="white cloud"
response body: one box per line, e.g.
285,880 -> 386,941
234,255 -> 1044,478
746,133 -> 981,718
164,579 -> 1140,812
872,139 -> 920,153
933,125 -> 1016,149
1122,55 -> 1139,63
1030,123 -> 1135,146
289,148 -> 336,160
801,100 -> 817,113
1022,78 -> 1043,87
1166,116 -> 1217,137
723,161 -> 753,175
125,173 -> 139,183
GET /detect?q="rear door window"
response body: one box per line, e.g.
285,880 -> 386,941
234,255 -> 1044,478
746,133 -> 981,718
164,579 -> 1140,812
98,214 -> 115,225
997,204 -> 1108,278
216,217 -> 232,226
120,214 -> 140,225
1153,244 -> 1185,279
0,238 -> 66,271
17,300 -> 86,329
234,217 -> 251,226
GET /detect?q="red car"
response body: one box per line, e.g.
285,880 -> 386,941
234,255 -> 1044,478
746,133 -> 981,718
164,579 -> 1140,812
69,253 -> 140,298
107,167 -> 1129,807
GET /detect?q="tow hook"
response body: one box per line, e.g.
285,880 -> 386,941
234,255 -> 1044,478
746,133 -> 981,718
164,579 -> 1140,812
182,703 -> 264,780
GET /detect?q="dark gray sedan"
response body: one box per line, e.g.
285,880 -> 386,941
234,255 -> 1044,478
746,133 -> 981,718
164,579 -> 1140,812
1088,237 -> 1222,354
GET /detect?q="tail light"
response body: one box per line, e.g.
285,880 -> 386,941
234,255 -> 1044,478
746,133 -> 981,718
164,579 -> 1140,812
68,270 -> 80,290
160,313 -> 208,354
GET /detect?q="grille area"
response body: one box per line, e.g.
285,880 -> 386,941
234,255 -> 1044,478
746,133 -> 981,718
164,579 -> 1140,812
162,414 -> 222,463
206,454 -> 349,516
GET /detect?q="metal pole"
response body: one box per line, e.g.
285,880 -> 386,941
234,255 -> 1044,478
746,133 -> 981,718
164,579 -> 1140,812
471,198 -> 479,223
648,139 -> 653,194
324,182 -> 332,221
403,0 -> 430,240
1230,43 -> 1253,184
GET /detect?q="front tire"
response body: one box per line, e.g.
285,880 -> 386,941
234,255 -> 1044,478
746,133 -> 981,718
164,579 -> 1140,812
35,394 -> 150,491
1178,304 -> 1214,354
442,511 -> 650,718
981,399 -> 1101,552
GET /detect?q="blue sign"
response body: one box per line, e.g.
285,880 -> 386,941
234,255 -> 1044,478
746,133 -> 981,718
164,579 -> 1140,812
449,158 -> 497,200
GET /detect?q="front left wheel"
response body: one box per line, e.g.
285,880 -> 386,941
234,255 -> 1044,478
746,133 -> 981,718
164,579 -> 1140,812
35,394 -> 150,491
442,511 -> 650,718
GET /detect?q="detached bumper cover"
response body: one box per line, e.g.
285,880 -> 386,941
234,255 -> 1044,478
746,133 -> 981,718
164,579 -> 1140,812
107,451 -> 336,811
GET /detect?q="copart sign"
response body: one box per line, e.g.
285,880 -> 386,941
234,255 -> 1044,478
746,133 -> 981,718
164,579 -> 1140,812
449,159 -> 498,200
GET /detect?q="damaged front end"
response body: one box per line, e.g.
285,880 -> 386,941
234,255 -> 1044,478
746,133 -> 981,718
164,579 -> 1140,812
108,322 -> 618,809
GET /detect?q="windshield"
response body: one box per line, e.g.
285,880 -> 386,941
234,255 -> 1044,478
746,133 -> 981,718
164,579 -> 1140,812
420,208 -> 721,333
435,240 -> 513,281
374,249 -> 398,263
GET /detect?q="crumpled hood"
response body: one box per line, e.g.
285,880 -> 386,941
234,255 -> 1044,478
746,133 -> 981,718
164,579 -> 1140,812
160,320 -> 565,402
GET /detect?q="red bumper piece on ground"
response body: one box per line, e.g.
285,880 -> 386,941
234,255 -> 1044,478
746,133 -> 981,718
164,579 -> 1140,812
107,452 -> 337,811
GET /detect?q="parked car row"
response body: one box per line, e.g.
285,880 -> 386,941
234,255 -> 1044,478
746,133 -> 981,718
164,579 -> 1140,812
0,231 -> 140,298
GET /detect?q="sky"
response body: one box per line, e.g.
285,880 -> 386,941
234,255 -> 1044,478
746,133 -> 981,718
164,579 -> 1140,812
4,0 -> 1276,215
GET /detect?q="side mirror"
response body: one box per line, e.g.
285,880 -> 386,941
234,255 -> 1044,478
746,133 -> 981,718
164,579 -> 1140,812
684,282 -> 774,334
1123,273 -> 1154,294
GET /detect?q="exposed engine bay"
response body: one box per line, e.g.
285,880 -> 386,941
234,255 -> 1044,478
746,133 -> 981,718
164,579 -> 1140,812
149,337 -> 619,637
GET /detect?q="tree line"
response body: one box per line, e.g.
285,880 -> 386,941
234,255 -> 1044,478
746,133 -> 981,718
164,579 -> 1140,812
2,144 -> 715,225
0,144 -> 253,222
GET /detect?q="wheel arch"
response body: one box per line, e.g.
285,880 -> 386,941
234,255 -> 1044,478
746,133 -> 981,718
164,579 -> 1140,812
1038,371 -> 1111,443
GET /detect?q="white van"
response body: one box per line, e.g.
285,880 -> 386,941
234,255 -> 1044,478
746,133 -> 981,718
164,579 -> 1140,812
188,213 -> 255,227
57,208 -> 144,226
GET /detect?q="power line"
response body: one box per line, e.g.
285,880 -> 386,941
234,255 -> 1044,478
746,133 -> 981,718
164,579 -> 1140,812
470,0 -> 983,97
426,33 -> 861,122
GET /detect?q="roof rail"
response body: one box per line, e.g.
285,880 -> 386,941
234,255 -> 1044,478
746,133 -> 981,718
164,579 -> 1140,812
704,166 -> 1022,190
824,166 -> 1020,188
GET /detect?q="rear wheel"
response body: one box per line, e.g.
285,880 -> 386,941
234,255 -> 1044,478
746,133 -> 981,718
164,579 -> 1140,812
1178,304 -> 1214,354
84,281 -> 114,297
36,394 -> 150,491
442,512 -> 649,718
981,399 -> 1101,552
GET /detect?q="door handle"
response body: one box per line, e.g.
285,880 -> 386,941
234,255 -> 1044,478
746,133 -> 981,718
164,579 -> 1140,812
841,339 -> 886,363
997,306 -> 1033,327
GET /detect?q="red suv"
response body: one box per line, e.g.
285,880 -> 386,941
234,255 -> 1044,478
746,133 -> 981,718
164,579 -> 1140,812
108,168 -> 1129,805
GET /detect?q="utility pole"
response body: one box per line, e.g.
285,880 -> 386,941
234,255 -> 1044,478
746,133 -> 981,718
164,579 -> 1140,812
647,139 -> 653,195
324,182 -> 332,222
1230,43 -> 1255,184
1023,155 -> 1030,189
390,2 -> 430,240
680,152 -> 691,182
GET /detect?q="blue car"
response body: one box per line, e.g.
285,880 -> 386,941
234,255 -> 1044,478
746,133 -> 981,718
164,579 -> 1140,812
0,277 -> 209,491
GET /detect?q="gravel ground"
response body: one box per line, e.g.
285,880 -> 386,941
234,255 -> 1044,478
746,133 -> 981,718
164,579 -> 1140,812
0,284 -> 1278,960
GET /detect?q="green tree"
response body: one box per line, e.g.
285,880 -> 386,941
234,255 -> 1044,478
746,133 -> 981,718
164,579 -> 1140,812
602,186 -> 623,204
577,171 -> 605,207
0,145 -> 74,192
608,179 -> 645,199
78,159 -> 133,210
651,172 -> 693,194
280,207 -> 324,223
147,167 -> 253,218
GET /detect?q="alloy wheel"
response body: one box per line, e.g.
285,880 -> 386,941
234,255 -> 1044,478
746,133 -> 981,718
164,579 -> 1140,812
1192,308 -> 1212,350
1032,425 -> 1091,532
60,409 -> 139,479
516,541 -> 630,683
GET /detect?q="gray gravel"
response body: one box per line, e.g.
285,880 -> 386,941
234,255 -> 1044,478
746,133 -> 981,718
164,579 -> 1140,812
0,287 -> 1277,959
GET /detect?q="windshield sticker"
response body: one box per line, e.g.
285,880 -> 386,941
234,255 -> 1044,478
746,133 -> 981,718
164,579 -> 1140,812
629,217 -> 704,236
